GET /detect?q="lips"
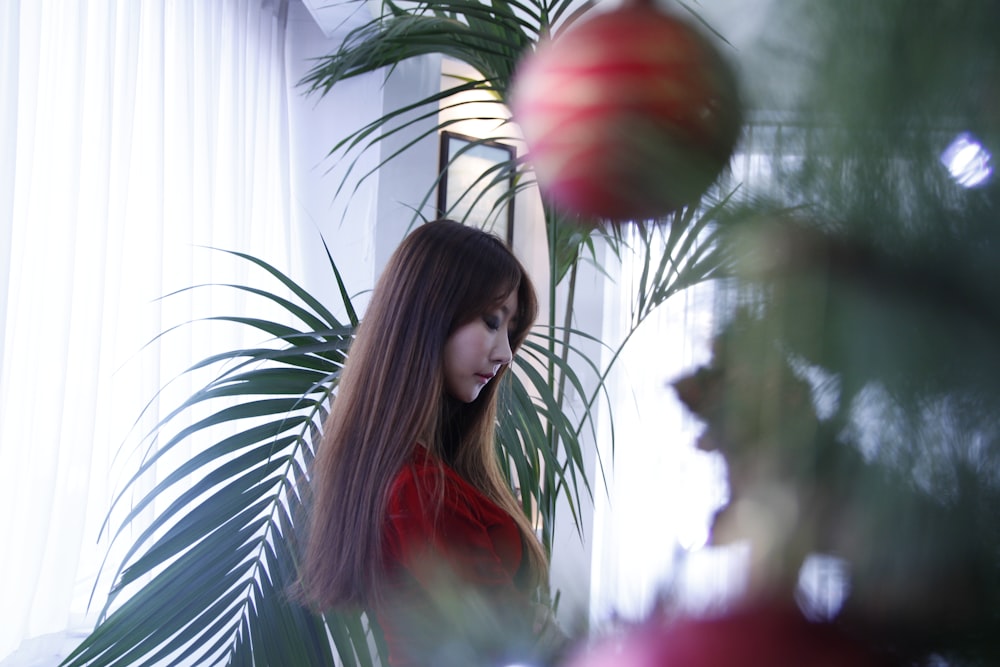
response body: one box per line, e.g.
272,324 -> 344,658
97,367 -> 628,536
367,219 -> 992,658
476,372 -> 494,383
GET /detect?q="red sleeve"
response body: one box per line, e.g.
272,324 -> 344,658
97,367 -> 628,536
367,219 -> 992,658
378,453 -> 541,666
383,459 -> 526,596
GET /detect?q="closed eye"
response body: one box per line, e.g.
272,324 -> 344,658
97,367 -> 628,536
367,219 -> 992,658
483,315 -> 501,331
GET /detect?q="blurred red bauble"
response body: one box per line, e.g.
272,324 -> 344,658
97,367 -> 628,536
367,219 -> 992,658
565,599 -> 894,667
510,0 -> 743,222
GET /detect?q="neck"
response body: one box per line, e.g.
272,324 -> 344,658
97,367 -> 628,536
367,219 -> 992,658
439,394 -> 468,465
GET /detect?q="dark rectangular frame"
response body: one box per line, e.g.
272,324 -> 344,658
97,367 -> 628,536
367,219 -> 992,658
437,130 -> 516,246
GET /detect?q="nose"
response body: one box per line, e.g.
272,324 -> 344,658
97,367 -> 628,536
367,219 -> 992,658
492,332 -> 514,366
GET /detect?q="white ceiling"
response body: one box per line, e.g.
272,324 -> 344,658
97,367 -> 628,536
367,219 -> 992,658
299,0 -> 377,38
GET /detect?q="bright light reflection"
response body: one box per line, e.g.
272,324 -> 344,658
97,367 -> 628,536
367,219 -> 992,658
940,132 -> 993,187
795,553 -> 849,621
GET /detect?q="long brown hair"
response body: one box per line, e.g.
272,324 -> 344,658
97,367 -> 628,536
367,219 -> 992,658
300,220 -> 546,611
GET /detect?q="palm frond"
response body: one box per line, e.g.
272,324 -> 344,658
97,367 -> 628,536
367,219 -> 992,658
300,0 -> 563,95
67,241 -> 604,665
61,250 -> 376,667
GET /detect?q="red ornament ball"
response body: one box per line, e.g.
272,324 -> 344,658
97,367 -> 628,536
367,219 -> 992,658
510,1 -> 743,222
565,600 -> 893,667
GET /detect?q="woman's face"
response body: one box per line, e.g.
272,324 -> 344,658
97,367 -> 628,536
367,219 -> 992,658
443,290 -> 518,403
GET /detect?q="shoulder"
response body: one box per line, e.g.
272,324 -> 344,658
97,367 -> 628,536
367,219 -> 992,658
387,448 -> 464,506
388,446 -> 443,490
387,449 -> 438,512
385,447 -> 497,525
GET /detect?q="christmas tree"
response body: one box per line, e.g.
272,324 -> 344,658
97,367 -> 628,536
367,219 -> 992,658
558,1 -> 1000,665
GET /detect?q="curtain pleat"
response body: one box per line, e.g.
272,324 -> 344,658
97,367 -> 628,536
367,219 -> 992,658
590,233 -> 734,625
0,0 -> 295,659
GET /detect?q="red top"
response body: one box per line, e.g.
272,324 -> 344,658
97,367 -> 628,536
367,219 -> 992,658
377,446 -> 531,666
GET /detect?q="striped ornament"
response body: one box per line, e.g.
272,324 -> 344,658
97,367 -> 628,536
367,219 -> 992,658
511,0 -> 743,222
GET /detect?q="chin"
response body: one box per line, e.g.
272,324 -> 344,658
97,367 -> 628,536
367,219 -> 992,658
447,388 -> 480,404
446,378 -> 491,403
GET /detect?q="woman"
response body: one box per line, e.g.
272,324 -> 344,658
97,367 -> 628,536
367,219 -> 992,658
301,220 -> 559,666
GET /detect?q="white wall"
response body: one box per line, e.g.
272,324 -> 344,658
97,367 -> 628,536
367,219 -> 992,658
372,54 -> 444,272
548,257 -> 604,634
287,1 -> 447,310
286,0 -> 383,314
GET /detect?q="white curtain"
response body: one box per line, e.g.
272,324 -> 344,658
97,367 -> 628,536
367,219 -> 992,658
0,0 -> 298,660
589,128 -> 806,628
589,245 -> 741,627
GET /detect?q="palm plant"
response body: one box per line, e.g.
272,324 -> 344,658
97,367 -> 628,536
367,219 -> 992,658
60,237 -> 603,666
63,1 -> 735,664
62,248 -> 374,666
300,0 -> 734,548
